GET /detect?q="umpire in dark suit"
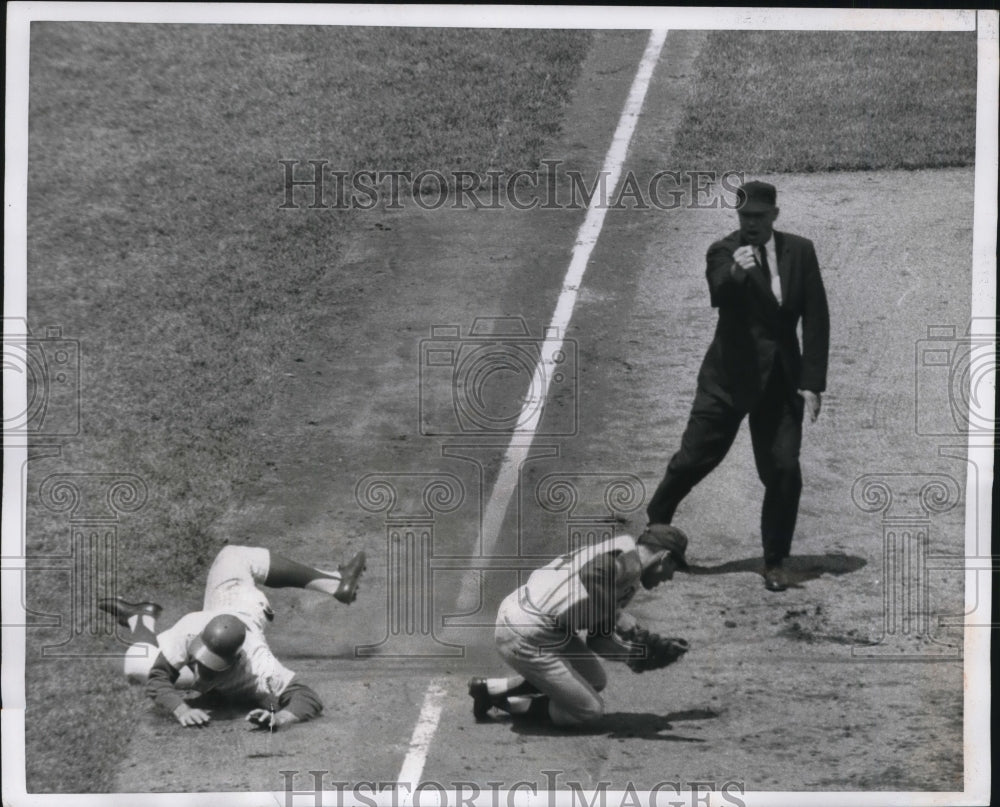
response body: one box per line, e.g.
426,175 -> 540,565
646,181 -> 829,591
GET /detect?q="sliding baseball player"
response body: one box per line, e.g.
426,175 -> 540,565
101,544 -> 366,730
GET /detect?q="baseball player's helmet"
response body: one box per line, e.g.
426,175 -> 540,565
192,614 -> 246,671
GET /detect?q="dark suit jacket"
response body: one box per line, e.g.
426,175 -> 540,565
697,229 -> 829,410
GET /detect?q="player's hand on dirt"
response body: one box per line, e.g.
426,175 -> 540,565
246,708 -> 297,731
799,389 -> 821,422
173,703 -> 211,727
731,245 -> 757,273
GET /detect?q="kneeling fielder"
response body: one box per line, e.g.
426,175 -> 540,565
469,525 -> 690,728
101,544 -> 366,730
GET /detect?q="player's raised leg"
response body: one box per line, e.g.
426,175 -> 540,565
265,549 -> 367,604
204,544 -> 367,608
99,596 -> 162,644
98,596 -> 165,684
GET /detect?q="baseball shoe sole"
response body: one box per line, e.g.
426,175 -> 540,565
98,596 -> 163,628
334,551 -> 367,604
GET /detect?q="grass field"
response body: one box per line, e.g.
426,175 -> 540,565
23,25 -> 977,792
670,31 -> 976,171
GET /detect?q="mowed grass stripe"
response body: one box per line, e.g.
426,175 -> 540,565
670,31 -> 976,172
25,24 -> 590,792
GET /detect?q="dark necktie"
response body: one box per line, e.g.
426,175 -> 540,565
758,244 -> 779,302
757,245 -> 771,279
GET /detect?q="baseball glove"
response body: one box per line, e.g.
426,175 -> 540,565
616,626 -> 689,673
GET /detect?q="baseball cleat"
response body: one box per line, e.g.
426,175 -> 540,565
98,596 -> 163,627
333,551 -> 367,604
468,678 -> 496,722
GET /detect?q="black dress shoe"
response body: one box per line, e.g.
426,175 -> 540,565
98,596 -> 163,627
763,566 -> 790,592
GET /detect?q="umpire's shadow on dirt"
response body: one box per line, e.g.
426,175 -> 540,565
685,552 -> 866,588
509,708 -> 717,742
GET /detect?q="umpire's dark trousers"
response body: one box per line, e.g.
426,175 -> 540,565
646,365 -> 804,567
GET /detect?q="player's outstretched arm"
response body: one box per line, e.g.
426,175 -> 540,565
247,679 -> 324,730
145,652 -> 211,726
246,708 -> 298,730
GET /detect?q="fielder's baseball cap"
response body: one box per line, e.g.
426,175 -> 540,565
736,181 -> 777,213
637,524 -> 689,570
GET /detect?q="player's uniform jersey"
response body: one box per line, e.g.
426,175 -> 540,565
513,534 -> 643,638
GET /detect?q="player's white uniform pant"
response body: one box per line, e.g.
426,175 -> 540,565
494,589 -> 607,727
202,545 -> 273,631
123,545 -> 273,684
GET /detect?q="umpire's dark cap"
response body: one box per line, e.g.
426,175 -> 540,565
736,181 -> 777,213
637,524 -> 689,570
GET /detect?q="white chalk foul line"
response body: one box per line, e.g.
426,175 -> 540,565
397,680 -> 447,793
396,29 -> 667,789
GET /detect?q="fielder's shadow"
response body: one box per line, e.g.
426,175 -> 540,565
685,553 -> 866,588
508,708 -> 717,741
